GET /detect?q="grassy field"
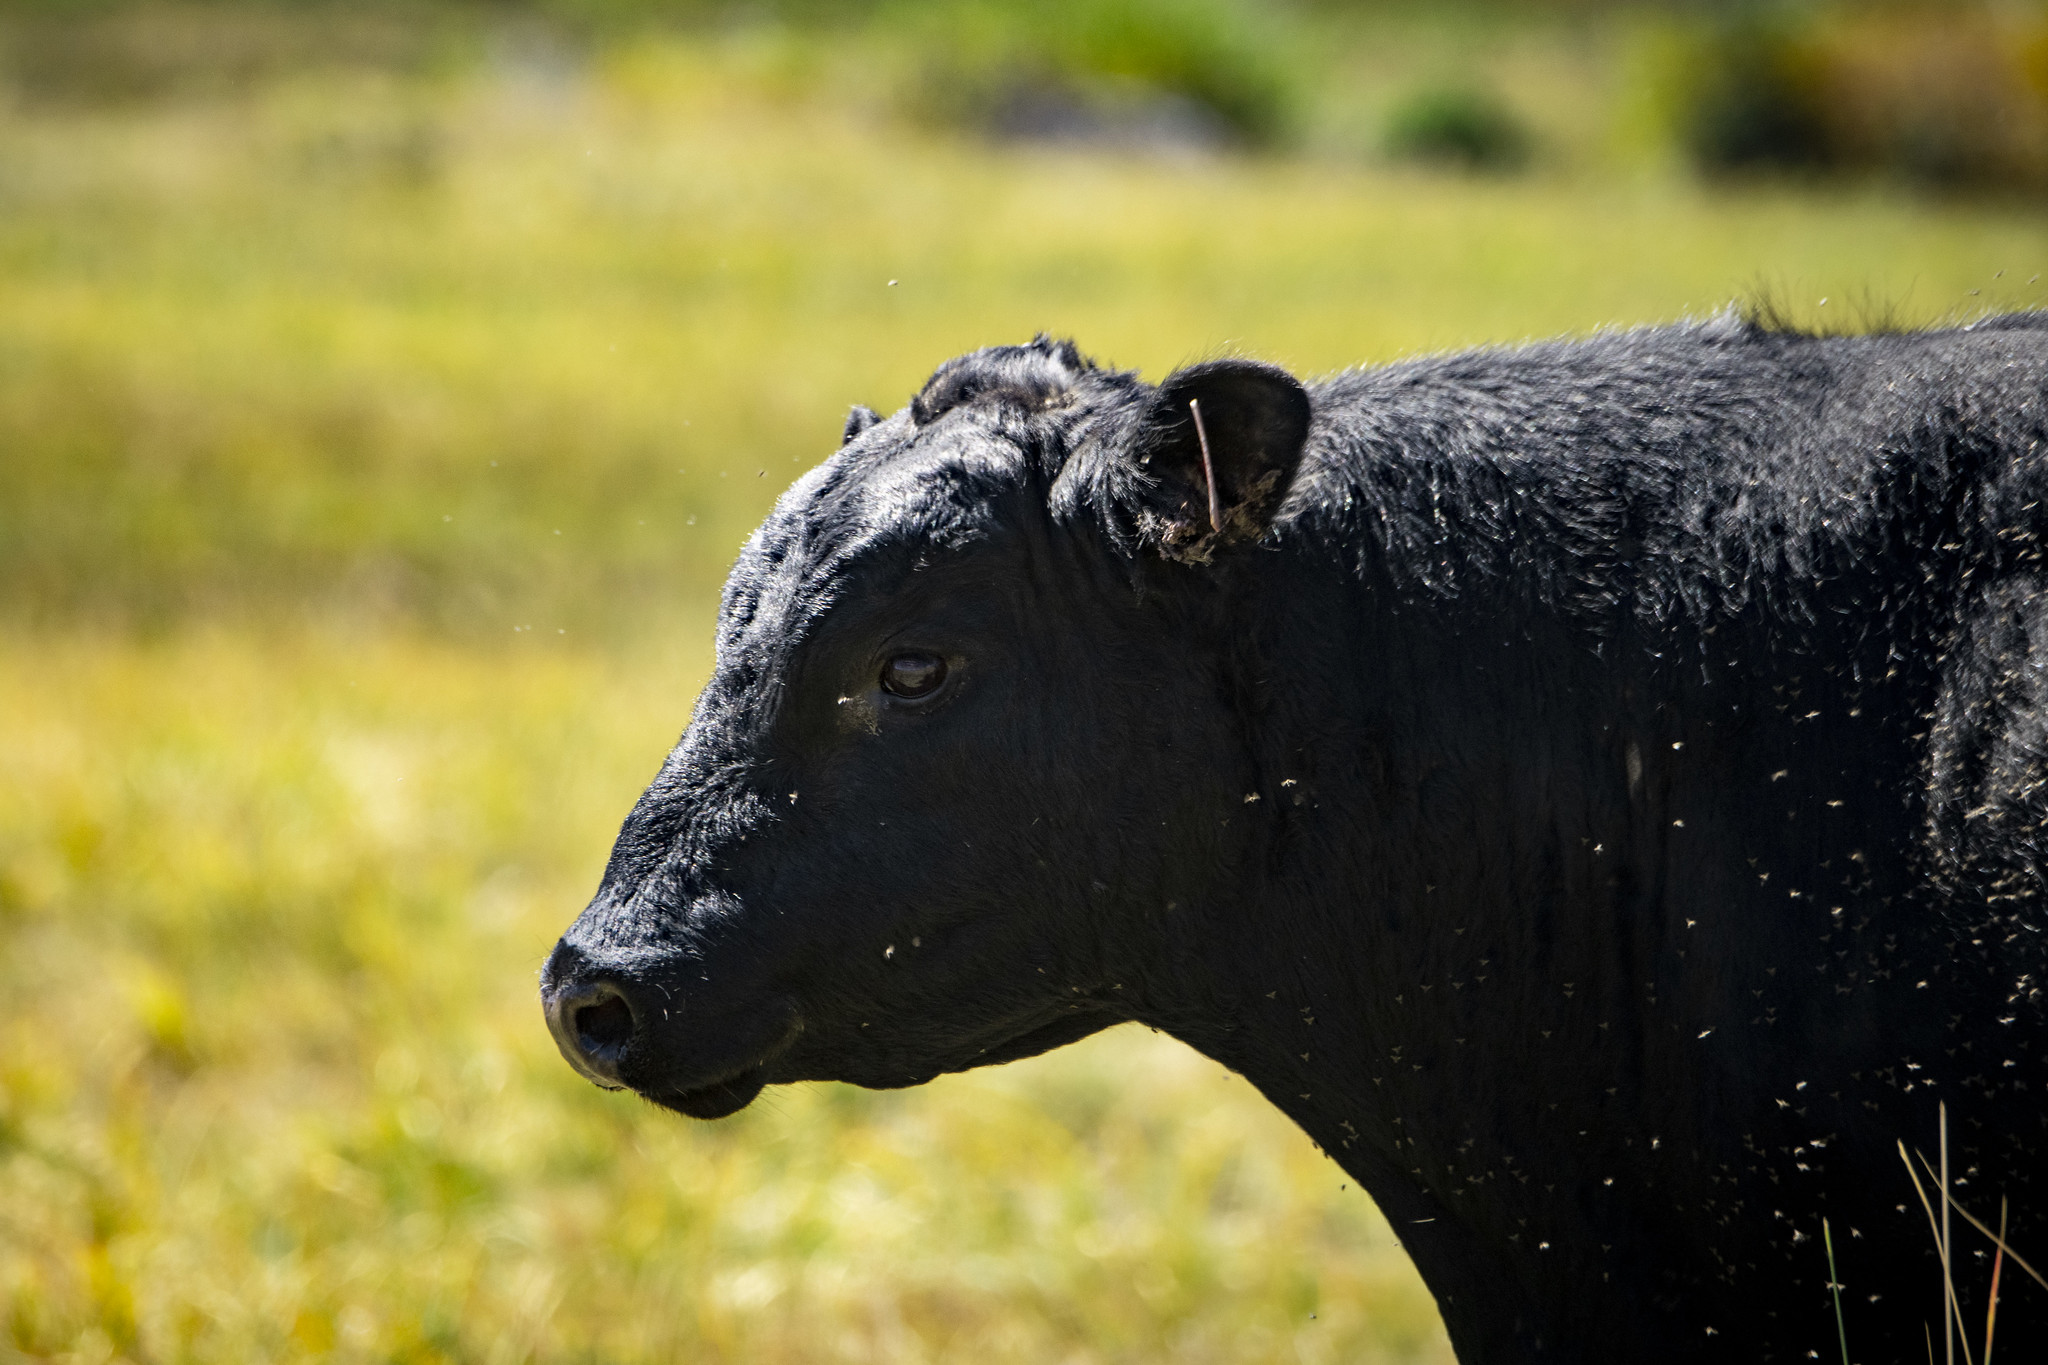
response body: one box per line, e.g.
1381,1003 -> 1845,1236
3,9 -> 2047,1363
0,631 -> 1449,1363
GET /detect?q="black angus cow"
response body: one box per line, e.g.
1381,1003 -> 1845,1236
543,315 -> 2048,1362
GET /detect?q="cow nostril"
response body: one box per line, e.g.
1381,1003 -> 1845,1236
544,975 -> 639,1090
574,994 -> 635,1059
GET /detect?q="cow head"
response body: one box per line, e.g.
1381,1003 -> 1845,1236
540,337 -> 1311,1117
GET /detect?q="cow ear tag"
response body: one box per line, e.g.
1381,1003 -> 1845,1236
1135,359 -> 1310,564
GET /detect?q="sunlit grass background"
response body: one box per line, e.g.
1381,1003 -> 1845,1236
3,3 -> 2047,1361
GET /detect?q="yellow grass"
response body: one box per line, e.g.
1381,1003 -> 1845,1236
3,14 -> 2047,1363
0,630 -> 1447,1364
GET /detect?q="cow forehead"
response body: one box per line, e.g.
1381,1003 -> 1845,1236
711,413 -> 1043,667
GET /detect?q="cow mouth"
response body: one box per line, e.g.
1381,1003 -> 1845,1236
635,1008 -> 803,1120
651,1067 -> 771,1119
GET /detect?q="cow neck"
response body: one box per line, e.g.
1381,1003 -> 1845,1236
1134,538 -> 1979,1360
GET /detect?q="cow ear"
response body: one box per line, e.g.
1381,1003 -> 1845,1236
1130,359 -> 1310,563
842,404 -> 883,445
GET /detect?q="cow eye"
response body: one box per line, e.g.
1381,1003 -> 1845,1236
880,652 -> 947,699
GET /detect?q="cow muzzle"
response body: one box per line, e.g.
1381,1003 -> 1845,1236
540,939 -> 803,1119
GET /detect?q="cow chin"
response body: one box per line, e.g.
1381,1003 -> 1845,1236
648,1068 -> 770,1120
621,998 -> 804,1120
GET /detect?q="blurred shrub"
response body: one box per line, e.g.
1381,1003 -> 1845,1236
1652,7 -> 2048,193
893,0 -> 1301,149
0,4 -> 461,105
0,0 -> 1298,148
1381,84 -> 1531,172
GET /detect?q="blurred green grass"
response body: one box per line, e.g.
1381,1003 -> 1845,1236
2,6 -> 2047,1362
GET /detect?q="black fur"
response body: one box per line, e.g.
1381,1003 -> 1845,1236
544,319 -> 2048,1362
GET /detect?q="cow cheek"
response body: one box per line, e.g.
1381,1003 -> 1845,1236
833,692 -> 881,737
